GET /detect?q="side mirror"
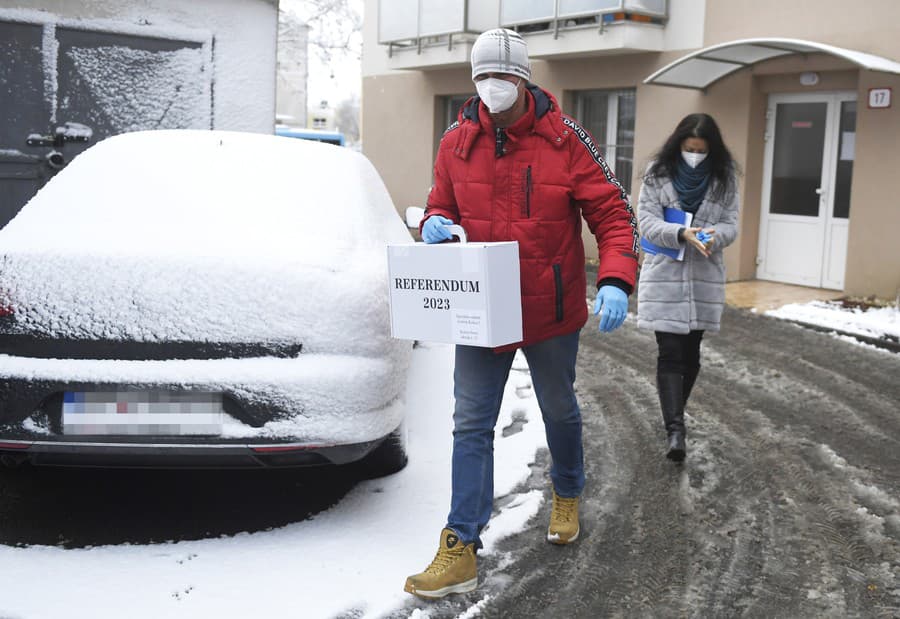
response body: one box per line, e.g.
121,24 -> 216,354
405,206 -> 425,229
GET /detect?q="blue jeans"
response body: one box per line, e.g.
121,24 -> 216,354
447,330 -> 585,547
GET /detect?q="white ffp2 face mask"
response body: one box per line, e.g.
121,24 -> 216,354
681,151 -> 708,168
475,77 -> 520,113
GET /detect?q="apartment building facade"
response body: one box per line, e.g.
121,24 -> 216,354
362,0 -> 900,298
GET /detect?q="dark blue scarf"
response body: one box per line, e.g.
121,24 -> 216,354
672,158 -> 710,214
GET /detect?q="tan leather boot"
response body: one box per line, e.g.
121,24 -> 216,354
404,528 -> 477,599
547,491 -> 580,544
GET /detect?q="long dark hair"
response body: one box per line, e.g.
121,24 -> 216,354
646,113 -> 738,200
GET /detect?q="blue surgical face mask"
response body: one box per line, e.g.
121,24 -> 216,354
475,77 -> 520,113
681,151 -> 708,168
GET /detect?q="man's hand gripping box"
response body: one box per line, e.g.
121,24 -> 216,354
387,228 -> 522,347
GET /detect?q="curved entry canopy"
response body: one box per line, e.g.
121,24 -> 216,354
644,37 -> 900,90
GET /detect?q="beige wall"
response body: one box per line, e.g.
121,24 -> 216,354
362,69 -> 475,213
704,0 -> 900,59
845,70 -> 900,298
362,74 -> 432,213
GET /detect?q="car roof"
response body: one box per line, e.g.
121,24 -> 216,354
0,130 -> 406,260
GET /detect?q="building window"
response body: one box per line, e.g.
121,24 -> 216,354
434,94 -> 472,162
442,94 -> 471,131
572,89 -> 636,194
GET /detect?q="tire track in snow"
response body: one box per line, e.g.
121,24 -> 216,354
391,305 -> 899,618
685,310 -> 900,617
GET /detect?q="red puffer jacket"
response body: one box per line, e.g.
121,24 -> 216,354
423,85 -> 639,349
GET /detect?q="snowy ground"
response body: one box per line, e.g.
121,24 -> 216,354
0,298 -> 896,619
764,298 -> 900,352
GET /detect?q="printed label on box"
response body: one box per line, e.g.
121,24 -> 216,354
452,310 -> 485,344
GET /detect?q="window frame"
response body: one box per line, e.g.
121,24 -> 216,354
571,88 -> 636,194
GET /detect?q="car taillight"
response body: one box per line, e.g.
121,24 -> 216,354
0,441 -> 32,450
0,287 -> 13,317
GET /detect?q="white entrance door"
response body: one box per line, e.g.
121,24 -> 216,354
757,92 -> 857,289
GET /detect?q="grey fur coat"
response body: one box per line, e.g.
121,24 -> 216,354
636,168 -> 740,334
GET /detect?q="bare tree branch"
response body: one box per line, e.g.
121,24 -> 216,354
279,0 -> 362,135
282,0 -> 362,64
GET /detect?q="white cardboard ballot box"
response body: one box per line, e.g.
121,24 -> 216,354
387,227 -> 522,347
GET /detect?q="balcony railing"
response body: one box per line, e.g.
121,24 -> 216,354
500,0 -> 666,28
378,0 -> 667,53
378,0 -> 482,55
501,0 -> 666,38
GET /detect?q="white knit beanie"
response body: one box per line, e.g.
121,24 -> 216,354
470,28 -> 531,81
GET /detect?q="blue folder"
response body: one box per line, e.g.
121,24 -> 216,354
640,207 -> 693,261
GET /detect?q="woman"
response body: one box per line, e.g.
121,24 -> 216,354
636,113 -> 740,462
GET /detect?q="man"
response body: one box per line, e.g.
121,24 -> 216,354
404,28 -> 639,600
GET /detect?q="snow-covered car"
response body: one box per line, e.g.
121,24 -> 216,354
0,130 -> 413,474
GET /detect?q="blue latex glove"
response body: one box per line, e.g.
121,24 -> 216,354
421,215 -> 454,244
696,230 -> 711,244
593,285 -> 628,333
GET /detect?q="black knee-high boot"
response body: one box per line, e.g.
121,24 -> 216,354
683,366 -> 700,406
657,372 -> 686,461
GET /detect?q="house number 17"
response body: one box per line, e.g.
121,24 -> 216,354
868,88 -> 892,109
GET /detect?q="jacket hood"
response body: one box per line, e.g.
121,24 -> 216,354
450,85 -> 569,159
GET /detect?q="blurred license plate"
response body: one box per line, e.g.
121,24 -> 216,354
62,391 -> 225,436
